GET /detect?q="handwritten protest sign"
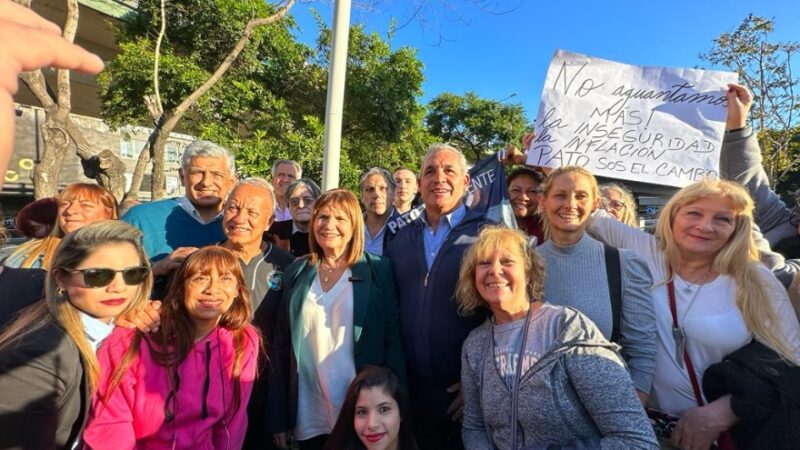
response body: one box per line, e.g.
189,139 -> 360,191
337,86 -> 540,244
528,50 -> 738,187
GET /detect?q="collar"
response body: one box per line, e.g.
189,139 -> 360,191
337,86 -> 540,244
176,196 -> 223,225
80,311 -> 116,351
421,203 -> 467,230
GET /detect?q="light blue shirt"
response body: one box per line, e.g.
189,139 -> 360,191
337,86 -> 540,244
364,208 -> 397,256
422,203 -> 467,269
80,311 -> 116,352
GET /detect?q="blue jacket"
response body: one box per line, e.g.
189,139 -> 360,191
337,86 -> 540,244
384,209 -> 492,404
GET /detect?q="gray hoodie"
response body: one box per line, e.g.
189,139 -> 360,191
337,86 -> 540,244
461,304 -> 657,450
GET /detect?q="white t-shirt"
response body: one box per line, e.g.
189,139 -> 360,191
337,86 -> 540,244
295,269 -> 356,440
589,210 -> 800,416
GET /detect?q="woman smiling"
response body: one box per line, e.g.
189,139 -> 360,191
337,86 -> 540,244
268,190 -> 405,450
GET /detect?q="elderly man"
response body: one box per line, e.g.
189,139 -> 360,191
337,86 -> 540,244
270,160 -> 302,222
359,167 -> 400,255
123,140 -> 236,277
218,178 -> 293,450
385,144 -> 493,450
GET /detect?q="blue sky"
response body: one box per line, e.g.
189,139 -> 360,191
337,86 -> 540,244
291,0 -> 800,122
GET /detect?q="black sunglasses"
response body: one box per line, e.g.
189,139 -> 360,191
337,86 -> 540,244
67,266 -> 150,288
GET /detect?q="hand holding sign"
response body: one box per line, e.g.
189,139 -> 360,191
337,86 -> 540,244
528,50 -> 738,187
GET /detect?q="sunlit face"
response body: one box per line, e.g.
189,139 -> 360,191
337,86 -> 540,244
508,175 -> 540,219
288,185 -> 315,224
183,265 -> 239,328
313,205 -> 354,256
474,247 -> 529,312
671,196 -> 737,261
392,169 -> 417,206
361,174 -> 392,217
58,195 -> 113,234
540,172 -> 599,238
223,184 -> 273,247
603,188 -> 627,221
180,156 -> 236,211
419,150 -> 469,216
354,387 -> 401,450
272,163 -> 300,198
56,242 -> 143,323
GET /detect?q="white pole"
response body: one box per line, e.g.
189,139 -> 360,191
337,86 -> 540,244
321,0 -> 352,191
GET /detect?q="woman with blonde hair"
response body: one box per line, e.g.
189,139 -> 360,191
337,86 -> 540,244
588,177 -> 800,449
4,183 -> 118,269
537,166 -> 657,403
600,182 -> 639,227
267,189 -> 405,450
0,220 -> 152,449
459,226 -> 657,449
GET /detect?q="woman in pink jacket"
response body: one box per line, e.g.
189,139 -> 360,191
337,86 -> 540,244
83,246 -> 260,450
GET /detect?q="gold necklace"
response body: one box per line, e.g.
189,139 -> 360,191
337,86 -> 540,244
320,261 -> 344,283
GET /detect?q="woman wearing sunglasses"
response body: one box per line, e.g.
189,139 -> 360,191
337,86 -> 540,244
0,220 -> 152,449
82,246 -> 259,450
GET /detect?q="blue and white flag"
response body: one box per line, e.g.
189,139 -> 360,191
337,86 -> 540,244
465,154 -> 516,228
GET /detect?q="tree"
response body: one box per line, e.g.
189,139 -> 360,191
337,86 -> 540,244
16,0 -> 127,199
425,91 -> 527,163
700,15 -> 800,189
100,0 -> 296,201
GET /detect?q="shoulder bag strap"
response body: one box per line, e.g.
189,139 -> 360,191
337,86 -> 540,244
603,244 -> 622,344
667,279 -> 705,406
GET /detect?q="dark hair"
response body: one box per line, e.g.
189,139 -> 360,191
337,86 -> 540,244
324,366 -> 418,450
507,166 -> 545,187
15,197 -> 58,238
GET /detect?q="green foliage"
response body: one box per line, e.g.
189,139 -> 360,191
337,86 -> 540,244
425,91 -> 527,163
101,2 -> 429,192
700,14 -> 800,187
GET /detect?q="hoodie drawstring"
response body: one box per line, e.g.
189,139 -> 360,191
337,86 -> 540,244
201,340 -> 212,419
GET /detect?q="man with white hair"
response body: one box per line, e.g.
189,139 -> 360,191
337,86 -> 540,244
123,140 -> 237,275
385,143 -> 494,450
270,159 -> 302,222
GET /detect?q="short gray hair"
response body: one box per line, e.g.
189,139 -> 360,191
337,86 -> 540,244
358,167 -> 395,194
286,178 -> 322,205
420,143 -> 468,176
271,160 -> 303,179
231,177 -> 276,209
181,140 -> 236,175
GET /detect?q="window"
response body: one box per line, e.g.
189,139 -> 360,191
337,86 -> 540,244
120,138 -> 147,159
166,143 -> 180,163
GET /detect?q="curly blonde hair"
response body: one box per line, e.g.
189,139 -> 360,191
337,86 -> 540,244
457,226 -> 545,316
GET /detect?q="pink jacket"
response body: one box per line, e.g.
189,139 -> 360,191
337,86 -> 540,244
83,325 -> 259,450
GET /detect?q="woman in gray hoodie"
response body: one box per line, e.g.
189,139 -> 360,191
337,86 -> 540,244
458,226 -> 657,449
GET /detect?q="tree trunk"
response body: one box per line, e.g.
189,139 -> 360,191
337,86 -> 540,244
149,127 -> 170,199
33,117 -> 70,198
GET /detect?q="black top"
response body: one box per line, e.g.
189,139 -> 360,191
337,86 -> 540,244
265,220 -> 310,258
0,267 -> 46,329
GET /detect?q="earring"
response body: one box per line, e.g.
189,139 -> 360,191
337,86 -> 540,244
57,287 -> 65,296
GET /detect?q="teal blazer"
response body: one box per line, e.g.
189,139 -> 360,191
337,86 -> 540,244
266,253 -> 407,433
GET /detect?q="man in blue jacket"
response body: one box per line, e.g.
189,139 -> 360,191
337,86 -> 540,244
385,144 -> 493,450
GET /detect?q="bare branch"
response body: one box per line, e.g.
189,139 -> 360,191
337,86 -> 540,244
19,71 -> 56,110
152,0 -> 166,118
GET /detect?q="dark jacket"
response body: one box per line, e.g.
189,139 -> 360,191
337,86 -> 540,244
0,320 -> 89,449
703,339 -> 800,450
384,209 -> 492,419
265,253 -> 406,433
0,267 -> 46,328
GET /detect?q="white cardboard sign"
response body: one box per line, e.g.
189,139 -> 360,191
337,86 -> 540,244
528,50 -> 738,187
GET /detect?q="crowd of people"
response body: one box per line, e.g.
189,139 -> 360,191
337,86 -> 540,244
1,2 -> 800,449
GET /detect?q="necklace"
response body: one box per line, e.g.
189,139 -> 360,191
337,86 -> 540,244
679,265 -> 713,294
320,259 -> 345,283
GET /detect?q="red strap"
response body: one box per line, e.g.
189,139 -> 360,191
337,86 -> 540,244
667,279 -> 705,407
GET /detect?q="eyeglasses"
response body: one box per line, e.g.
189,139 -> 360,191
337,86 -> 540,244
67,266 -> 150,288
606,200 -> 626,211
289,196 -> 315,207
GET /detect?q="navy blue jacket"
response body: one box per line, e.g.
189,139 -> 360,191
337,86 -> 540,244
384,208 -> 492,409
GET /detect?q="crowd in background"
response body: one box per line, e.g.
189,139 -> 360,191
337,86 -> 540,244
1,3 -> 800,449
